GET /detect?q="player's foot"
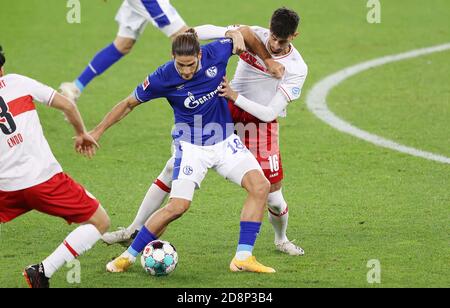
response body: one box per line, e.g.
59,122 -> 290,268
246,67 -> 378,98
23,264 -> 50,288
106,256 -> 135,273
102,227 -> 138,246
229,256 -> 276,273
275,240 -> 305,256
59,82 -> 81,103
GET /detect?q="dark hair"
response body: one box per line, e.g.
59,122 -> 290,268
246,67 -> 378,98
172,29 -> 200,57
0,45 -> 5,68
270,7 -> 300,39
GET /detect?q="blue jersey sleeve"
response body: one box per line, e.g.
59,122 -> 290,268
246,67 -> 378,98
202,39 -> 234,64
134,71 -> 164,103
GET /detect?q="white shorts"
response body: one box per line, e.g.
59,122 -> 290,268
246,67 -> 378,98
115,0 -> 186,40
170,134 -> 263,201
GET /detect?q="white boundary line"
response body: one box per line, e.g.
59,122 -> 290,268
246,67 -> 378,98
306,43 -> 450,164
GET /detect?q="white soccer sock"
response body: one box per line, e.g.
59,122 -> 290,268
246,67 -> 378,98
42,224 -> 102,278
128,158 -> 174,232
267,190 -> 289,244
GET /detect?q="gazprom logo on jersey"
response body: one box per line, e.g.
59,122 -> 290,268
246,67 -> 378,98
206,66 -> 218,78
184,87 -> 220,109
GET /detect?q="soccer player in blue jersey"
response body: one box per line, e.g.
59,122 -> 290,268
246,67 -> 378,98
89,29 -> 277,273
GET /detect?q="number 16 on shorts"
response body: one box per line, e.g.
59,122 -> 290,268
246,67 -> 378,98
268,154 -> 280,173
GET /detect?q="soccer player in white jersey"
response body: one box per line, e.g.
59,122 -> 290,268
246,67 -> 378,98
220,8 -> 308,255
0,47 -> 110,288
102,8 -> 307,256
59,0 -> 190,101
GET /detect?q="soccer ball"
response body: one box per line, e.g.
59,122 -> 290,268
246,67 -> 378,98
140,240 -> 178,276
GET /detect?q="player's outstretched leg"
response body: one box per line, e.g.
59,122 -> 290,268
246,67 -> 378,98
23,206 -> 110,288
106,196 -> 191,273
102,157 -> 174,246
229,170 -> 275,273
267,187 -> 305,256
59,37 -> 134,102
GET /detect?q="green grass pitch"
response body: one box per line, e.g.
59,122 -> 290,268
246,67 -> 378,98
0,0 -> 449,288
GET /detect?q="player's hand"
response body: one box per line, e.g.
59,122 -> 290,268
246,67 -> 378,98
265,58 -> 285,79
74,132 -> 100,159
225,30 -> 246,55
88,129 -> 103,143
219,76 -> 239,101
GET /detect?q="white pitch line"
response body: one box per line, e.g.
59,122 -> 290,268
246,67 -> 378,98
306,43 -> 450,164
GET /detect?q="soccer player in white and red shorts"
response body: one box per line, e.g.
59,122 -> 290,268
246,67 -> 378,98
0,47 -> 110,288
102,8 -> 307,256
220,8 -> 308,255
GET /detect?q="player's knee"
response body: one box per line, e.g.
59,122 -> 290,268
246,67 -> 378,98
249,176 -> 270,200
164,157 -> 175,176
91,206 -> 111,234
96,213 -> 111,235
165,199 -> 190,219
99,216 -> 111,234
114,37 -> 135,55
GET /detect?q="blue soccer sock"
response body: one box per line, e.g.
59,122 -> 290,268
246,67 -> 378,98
75,43 -> 124,91
236,221 -> 262,261
127,226 -> 158,258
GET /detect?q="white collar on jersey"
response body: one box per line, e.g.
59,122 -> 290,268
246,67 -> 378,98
265,39 -> 294,59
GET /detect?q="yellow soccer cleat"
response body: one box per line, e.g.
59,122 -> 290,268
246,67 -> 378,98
230,256 -> 276,273
106,256 -> 134,273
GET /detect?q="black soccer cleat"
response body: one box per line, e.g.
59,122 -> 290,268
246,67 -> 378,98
23,264 -> 50,288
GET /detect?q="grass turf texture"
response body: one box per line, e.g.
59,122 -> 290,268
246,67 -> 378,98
0,0 -> 449,288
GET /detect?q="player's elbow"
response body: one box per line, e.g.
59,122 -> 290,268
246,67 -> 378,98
60,99 -> 78,116
259,111 -> 278,123
125,96 -> 139,111
238,25 -> 252,36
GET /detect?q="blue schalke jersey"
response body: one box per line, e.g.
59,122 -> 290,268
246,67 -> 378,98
134,39 -> 235,145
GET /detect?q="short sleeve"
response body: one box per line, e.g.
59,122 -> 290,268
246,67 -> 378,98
134,71 -> 164,103
278,66 -> 308,103
250,26 -> 270,43
19,75 -> 56,105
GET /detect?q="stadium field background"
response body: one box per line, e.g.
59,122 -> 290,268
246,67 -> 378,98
0,0 -> 449,288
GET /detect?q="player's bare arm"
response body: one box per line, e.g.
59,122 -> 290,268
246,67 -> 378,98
236,26 -> 285,79
50,93 -> 99,158
224,30 -> 246,55
90,95 -> 141,142
195,25 -> 284,78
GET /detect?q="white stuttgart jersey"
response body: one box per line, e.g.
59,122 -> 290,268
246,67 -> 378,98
231,26 -> 308,117
0,74 -> 62,191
